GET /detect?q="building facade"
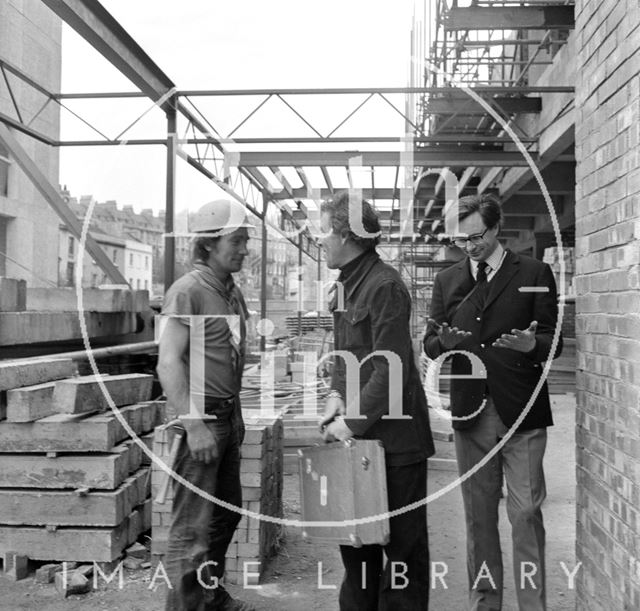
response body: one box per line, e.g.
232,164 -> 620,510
0,0 -> 62,285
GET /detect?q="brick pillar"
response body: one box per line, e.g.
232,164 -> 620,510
574,1 -> 640,609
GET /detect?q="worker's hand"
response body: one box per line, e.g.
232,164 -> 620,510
428,318 -> 472,350
492,320 -> 538,353
182,419 -> 218,463
318,394 -> 346,433
322,416 -> 353,442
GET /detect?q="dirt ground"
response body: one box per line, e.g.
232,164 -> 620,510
0,395 -> 577,611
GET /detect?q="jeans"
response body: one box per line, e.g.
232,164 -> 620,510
164,401 -> 245,611
338,460 -> 430,611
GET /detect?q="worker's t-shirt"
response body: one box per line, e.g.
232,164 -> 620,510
161,267 -> 247,399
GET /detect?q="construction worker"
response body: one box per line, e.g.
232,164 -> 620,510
157,199 -> 256,611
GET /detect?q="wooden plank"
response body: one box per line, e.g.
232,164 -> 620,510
0,468 -> 149,527
0,358 -> 77,392
0,402 -> 153,453
53,374 -> 153,415
6,381 -> 56,422
0,522 -> 129,562
0,449 -> 130,489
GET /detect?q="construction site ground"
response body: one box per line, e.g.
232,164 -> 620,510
0,394 -> 576,611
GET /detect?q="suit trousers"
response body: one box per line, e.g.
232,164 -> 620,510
454,398 -> 547,611
338,460 -> 429,611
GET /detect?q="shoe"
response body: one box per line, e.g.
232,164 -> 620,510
208,586 -> 256,611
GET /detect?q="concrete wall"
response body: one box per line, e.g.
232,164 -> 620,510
0,0 -> 61,286
574,0 -> 640,608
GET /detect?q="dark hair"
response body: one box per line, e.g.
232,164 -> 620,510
457,193 -> 503,229
320,191 -> 381,251
191,235 -> 220,263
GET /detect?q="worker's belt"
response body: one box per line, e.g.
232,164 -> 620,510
203,396 -> 237,417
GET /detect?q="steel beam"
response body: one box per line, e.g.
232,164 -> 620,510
0,122 -> 128,285
238,150 -> 532,167
42,0 -> 175,107
55,135 -> 540,146
57,85 -> 574,99
0,111 -> 55,146
502,216 -> 536,230
426,96 -> 542,115
164,104 -> 177,289
444,6 -> 574,31
502,195 -> 563,216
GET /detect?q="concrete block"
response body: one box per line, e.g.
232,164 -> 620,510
35,563 -> 59,583
0,357 -> 77,392
26,288 -> 149,313
6,381 -> 56,422
54,571 -> 91,596
0,311 -> 138,346
53,373 -> 153,415
3,551 -> 29,580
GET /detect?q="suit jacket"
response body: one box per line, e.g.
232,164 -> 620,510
330,250 -> 435,466
423,249 -> 562,431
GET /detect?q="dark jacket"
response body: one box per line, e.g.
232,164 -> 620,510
423,249 -> 562,431
330,250 -> 435,466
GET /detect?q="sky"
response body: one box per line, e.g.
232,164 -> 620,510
58,0 -> 420,215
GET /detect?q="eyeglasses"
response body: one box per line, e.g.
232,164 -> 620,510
452,227 -> 490,248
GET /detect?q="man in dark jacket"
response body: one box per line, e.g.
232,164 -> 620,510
423,194 -> 562,611
319,191 -> 434,611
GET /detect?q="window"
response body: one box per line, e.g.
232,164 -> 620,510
129,253 -> 134,266
145,256 -> 149,270
144,280 -> 148,290
91,273 -> 98,288
112,249 -> 117,263
68,236 -> 75,258
0,143 -> 9,197
66,262 -> 75,286
0,216 -> 7,275
137,279 -> 141,289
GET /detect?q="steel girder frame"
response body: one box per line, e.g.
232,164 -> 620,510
0,122 -> 128,285
39,0 -> 321,296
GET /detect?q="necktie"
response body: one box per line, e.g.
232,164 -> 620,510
473,261 -> 490,311
476,261 -> 488,285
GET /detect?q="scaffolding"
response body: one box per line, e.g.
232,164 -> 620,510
0,0 -> 576,340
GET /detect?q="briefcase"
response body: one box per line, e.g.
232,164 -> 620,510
298,439 -> 390,547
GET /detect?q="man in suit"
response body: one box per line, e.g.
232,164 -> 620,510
423,194 -> 562,611
319,191 -> 434,610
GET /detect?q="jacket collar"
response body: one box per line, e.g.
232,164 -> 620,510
454,249 -> 520,311
338,250 -> 380,301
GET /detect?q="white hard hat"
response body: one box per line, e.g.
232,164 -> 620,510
188,199 -> 254,235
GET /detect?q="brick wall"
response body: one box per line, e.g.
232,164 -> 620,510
574,0 -> 640,609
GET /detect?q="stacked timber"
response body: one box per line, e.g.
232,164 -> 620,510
151,414 -> 283,585
0,358 -> 163,565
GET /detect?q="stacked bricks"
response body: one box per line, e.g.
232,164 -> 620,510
543,246 -> 576,298
574,1 -> 640,609
151,414 -> 283,585
0,357 -> 164,567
